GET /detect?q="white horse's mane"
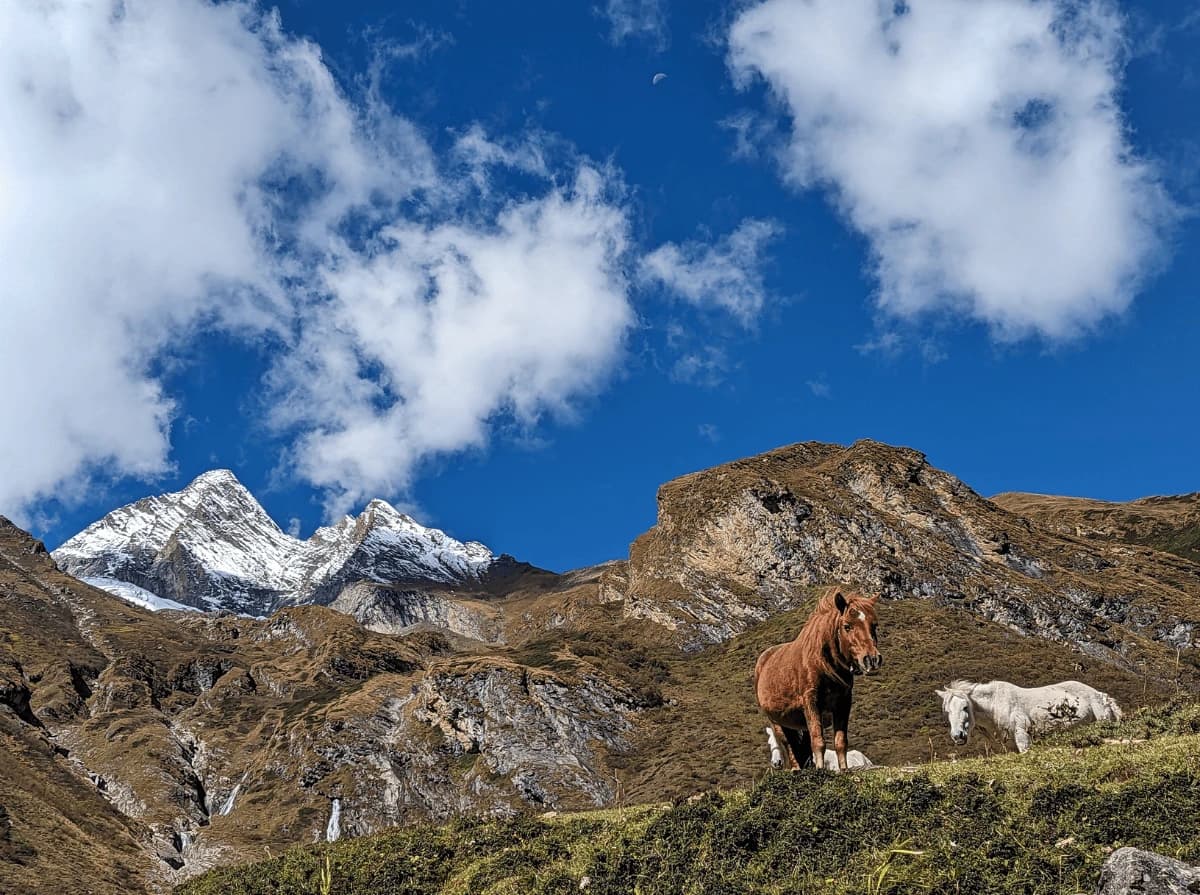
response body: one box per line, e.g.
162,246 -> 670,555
944,680 -> 979,695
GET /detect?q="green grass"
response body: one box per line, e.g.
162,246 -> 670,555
1150,524 -> 1200,564
178,702 -> 1200,895
604,596 -> 1175,807
1042,695 -> 1200,746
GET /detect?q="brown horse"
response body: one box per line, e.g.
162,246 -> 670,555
754,587 -> 882,772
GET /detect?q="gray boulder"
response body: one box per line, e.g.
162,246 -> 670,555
1094,847 -> 1200,895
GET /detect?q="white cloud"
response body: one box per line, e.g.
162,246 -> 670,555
728,0 -> 1174,340
719,110 -> 784,160
0,0 -> 636,519
268,164 -> 634,513
0,0 -> 401,518
597,0 -> 669,47
639,219 -> 782,322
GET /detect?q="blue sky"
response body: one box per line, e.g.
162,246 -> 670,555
2,0 -> 1198,572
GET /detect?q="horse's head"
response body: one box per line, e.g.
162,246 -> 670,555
936,686 -> 974,745
832,589 -> 882,675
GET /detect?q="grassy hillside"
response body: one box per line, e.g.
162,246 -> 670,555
525,592 -> 1181,806
994,491 -> 1200,564
177,700 -> 1200,895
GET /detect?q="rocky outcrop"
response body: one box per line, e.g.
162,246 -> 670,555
1093,847 -> 1200,895
411,662 -> 637,809
329,582 -> 502,642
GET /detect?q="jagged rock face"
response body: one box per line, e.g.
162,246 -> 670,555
261,660 -> 639,838
53,470 -> 497,616
616,441 -> 1200,658
411,663 -> 636,811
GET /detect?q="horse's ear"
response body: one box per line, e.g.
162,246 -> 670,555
868,594 -> 879,606
833,589 -> 848,613
935,688 -> 947,699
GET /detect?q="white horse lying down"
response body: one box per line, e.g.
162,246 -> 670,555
764,726 -> 874,770
937,679 -> 1122,753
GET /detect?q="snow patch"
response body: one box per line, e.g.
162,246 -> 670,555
82,577 -> 199,613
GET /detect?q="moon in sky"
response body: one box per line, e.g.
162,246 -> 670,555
652,72 -> 667,85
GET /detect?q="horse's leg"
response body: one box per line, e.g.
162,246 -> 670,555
782,725 -> 812,770
831,691 -> 851,772
1014,725 -> 1032,753
801,696 -> 827,769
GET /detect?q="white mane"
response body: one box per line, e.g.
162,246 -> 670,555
940,680 -> 983,700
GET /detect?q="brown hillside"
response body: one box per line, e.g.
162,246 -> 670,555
516,594 -> 1177,807
0,521 -> 153,895
994,491 -> 1200,564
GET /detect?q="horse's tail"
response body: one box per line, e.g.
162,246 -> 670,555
1105,695 -> 1123,722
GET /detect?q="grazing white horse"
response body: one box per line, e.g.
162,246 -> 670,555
936,679 -> 1122,753
764,726 -> 874,770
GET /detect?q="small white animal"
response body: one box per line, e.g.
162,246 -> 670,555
937,679 -> 1122,753
764,725 -> 874,770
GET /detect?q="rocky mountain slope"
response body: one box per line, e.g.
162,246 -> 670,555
2,439 -> 1198,894
611,441 -> 1199,671
994,490 -> 1200,564
53,470 -> 531,618
1,517 -> 641,895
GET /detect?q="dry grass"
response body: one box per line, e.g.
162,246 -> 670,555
994,491 -> 1200,564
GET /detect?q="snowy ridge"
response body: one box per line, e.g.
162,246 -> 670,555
54,470 -> 497,616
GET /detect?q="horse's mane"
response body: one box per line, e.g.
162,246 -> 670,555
946,680 -> 979,694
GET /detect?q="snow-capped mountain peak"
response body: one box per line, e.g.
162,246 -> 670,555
53,470 -> 499,616
187,468 -> 244,491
